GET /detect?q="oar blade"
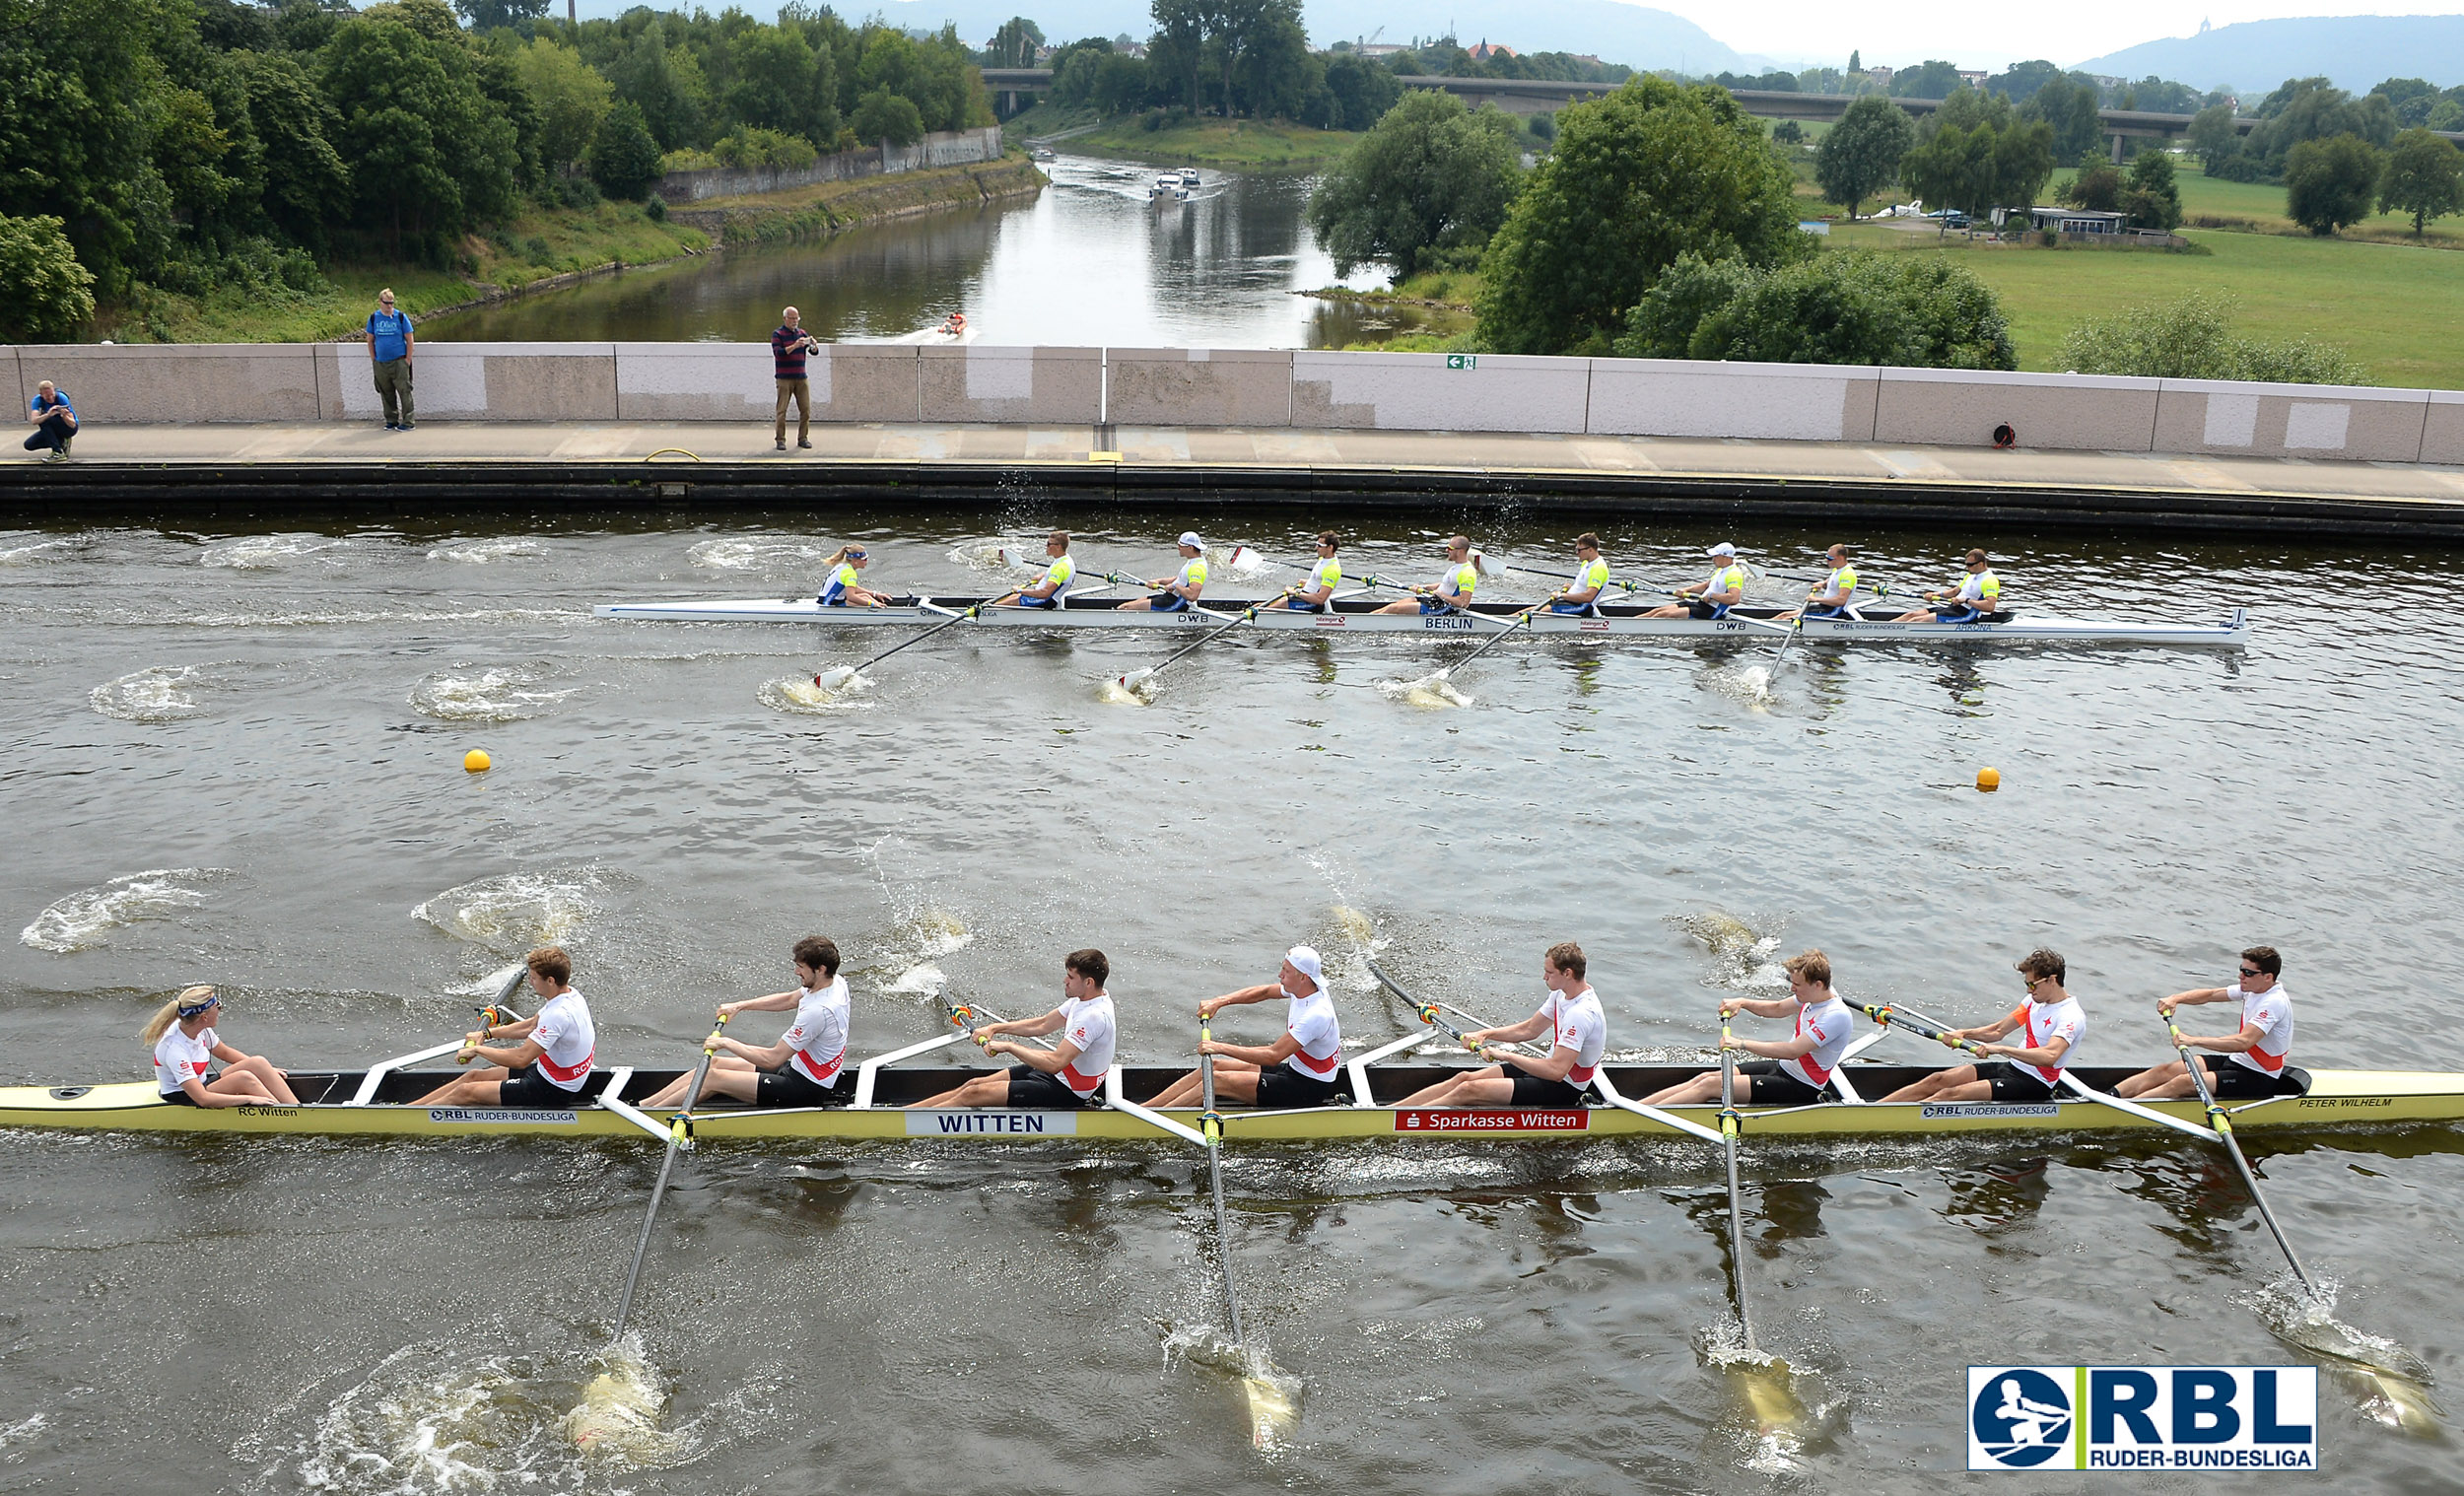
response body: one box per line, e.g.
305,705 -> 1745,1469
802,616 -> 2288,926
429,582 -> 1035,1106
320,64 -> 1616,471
1242,1364 -> 1302,1449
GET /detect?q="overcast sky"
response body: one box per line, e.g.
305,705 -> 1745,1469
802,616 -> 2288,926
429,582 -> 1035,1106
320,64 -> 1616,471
1690,0 -> 2464,70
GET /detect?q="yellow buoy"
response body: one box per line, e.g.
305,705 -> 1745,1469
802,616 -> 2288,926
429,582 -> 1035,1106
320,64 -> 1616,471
1977,766 -> 2001,792
463,749 -> 492,774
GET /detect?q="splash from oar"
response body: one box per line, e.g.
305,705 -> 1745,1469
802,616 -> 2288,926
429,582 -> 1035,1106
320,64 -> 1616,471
1198,1012 -> 1302,1449
1710,1004 -> 1809,1434
1387,609 -> 1533,705
565,1339 -> 680,1464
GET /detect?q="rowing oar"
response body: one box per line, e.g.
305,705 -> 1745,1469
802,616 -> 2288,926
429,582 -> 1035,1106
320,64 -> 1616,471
608,1010 -> 731,1345
812,601 -> 985,690
1198,1009 -> 1296,1447
2159,1003 -> 2322,1306
1416,606 -> 1534,687
1710,1003 -> 1805,1433
1115,592 -> 1288,693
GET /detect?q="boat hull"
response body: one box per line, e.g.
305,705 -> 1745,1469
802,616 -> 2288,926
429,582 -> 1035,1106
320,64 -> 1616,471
5,1064 -> 2446,1142
591,594 -> 2249,646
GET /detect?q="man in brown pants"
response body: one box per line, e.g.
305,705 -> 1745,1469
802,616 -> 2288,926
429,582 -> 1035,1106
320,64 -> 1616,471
772,306 -> 818,450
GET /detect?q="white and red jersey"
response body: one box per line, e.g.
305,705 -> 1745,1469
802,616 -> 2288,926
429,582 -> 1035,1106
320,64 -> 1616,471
1281,986 -> 1342,1080
1540,986 -> 1607,1089
2224,982 -> 2293,1074
153,1025 -> 217,1095
782,976 -> 851,1086
530,988 -> 596,1092
1055,990 -> 1116,1097
2004,993 -> 2086,1086
1780,992 -> 1855,1090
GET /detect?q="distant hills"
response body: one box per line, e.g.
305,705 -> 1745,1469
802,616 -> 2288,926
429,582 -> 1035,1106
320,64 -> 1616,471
2072,15 -> 2464,95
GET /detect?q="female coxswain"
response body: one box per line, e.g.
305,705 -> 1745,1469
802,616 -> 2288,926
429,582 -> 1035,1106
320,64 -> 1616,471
816,546 -> 890,608
644,935 -> 854,1110
145,986 -> 298,1107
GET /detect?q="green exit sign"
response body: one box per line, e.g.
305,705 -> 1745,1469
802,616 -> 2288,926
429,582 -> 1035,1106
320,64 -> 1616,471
1446,354 -> 1477,371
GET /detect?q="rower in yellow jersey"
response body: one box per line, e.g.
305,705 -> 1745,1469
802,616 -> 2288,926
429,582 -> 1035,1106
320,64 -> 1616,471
814,545 -> 890,607
1774,543 -> 1858,623
1644,542 -> 1750,619
1544,533 -> 1611,616
1374,535 -> 1478,615
1282,531 -> 1344,612
992,530 -> 1075,610
1893,548 -> 2002,623
1117,532 -> 1209,612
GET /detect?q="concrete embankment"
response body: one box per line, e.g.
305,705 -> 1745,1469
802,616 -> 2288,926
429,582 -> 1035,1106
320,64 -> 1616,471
4,345 -> 2460,534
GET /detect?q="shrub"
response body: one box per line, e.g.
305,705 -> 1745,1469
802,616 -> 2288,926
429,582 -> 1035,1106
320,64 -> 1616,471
713,126 -> 820,170
644,193 -> 667,222
1616,250 -> 2017,370
588,101 -> 665,200
522,236 -> 552,262
2062,291 -> 2367,383
2284,133 -> 2383,235
0,214 -> 99,340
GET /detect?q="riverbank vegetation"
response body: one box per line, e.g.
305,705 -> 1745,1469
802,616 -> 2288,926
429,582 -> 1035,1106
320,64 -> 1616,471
0,0 -> 998,343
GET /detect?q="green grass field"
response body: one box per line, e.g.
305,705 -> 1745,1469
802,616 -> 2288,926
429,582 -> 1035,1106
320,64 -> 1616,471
1834,221 -> 2464,386
1068,116 -> 1361,167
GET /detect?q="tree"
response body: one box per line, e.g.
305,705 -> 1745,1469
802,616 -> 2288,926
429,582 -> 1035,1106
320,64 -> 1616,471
2378,127 -> 2464,236
513,37 -> 612,175
1900,90 -> 2054,218
1321,50 -> 1401,130
2188,102 -> 2244,177
1814,95 -> 1912,218
1476,77 -> 1810,356
2062,290 -> 2365,383
2020,76 -> 2102,162
2284,133 -> 2382,235
2059,161 -> 2122,212
851,87 -> 924,146
1306,90 -> 1522,276
229,50 -> 350,250
607,19 -> 709,151
985,16 -> 1042,69
586,99 -> 661,198
322,7 -> 522,257
1771,119 -> 1804,145
2119,149 -> 2182,230
1619,250 -> 2015,369
452,0 -> 548,29
725,23 -> 836,145
0,212 -> 97,339
1887,60 -> 1961,100
1985,59 -> 2062,102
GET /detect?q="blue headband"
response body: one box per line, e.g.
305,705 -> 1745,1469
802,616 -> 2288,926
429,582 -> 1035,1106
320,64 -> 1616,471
177,992 -> 220,1019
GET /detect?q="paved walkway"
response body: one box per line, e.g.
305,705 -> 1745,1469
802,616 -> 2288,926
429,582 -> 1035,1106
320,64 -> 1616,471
13,422 -> 2464,532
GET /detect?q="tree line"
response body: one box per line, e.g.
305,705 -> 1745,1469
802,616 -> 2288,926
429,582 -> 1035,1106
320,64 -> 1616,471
0,0 -> 996,340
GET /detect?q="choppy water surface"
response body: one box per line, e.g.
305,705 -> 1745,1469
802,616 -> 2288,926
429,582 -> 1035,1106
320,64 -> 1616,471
3,511 -> 2462,1493
433,157 -> 1438,348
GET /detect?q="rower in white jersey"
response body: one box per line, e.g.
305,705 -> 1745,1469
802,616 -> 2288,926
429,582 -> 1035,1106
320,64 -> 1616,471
142,986 -> 298,1108
1373,534 -> 1479,615
909,948 -> 1117,1109
413,945 -> 599,1107
1144,946 -> 1345,1110
1282,531 -> 1345,612
814,544 -> 890,607
1544,533 -> 1612,616
1893,547 -> 2002,623
1643,541 -> 1751,619
1640,950 -> 1856,1107
1775,544 -> 1860,623
1117,532 -> 1210,612
2115,945 -> 2296,1100
1882,947 -> 2086,1105
643,935 -> 854,1110
1396,942 -> 1606,1108
991,530 -> 1076,610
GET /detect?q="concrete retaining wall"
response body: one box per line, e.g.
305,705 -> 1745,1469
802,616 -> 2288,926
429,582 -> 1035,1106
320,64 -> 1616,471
653,126 -> 1002,204
17,340 -> 2464,465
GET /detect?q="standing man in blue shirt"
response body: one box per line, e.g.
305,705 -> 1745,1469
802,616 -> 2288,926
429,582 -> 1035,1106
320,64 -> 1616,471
24,380 -> 77,462
366,288 -> 415,431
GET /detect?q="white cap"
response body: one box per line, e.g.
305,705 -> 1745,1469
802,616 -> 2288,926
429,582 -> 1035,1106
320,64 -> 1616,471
1179,531 -> 1204,551
1707,542 -> 1737,557
1284,945 -> 1326,993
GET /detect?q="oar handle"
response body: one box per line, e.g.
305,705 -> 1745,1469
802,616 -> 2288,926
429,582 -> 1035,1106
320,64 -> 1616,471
1860,1001 -> 1985,1055
2156,1002 -> 2231,1125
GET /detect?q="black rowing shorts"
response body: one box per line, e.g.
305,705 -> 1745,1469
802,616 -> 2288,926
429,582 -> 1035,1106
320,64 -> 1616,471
1005,1065 -> 1096,1108
1255,1067 -> 1339,1109
1982,1061 -> 2060,1103
1738,1059 -> 1830,1107
756,1063 -> 851,1108
2200,1054 -> 2291,1099
497,1063 -> 588,1108
1506,1071 -> 1592,1108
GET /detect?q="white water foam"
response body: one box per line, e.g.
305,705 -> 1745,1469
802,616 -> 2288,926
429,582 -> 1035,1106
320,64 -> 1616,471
0,1412 -> 47,1448
409,665 -> 578,723
20,867 -> 240,953
0,534 -> 73,564
759,672 -> 872,714
688,536 -> 835,572
425,538 -> 543,564
412,870 -> 611,952
1375,674 -> 1473,710
199,533 -> 349,569
1672,912 -> 1788,990
90,664 -> 212,722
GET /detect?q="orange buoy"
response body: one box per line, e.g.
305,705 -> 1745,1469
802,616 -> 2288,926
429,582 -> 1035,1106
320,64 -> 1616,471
1976,766 -> 2001,792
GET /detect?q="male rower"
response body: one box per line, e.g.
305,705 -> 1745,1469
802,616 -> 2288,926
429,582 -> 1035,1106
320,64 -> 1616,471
1643,542 -> 1750,619
908,948 -> 1116,1108
1894,548 -> 2002,623
1639,950 -> 1855,1107
1284,531 -> 1344,612
1544,533 -> 1611,616
1374,534 -> 1478,615
1880,948 -> 2085,1105
1775,544 -> 1859,623
991,530 -> 1075,610
1117,532 -> 1208,612
816,545 -> 889,608
1395,942 -> 1604,1108
643,935 -> 854,1110
413,945 -> 597,1107
2114,946 -> 2294,1100
1144,946 -> 1343,1110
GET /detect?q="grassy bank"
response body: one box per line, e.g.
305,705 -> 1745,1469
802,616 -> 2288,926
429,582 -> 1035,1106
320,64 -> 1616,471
1070,116 -> 1360,167
675,156 -> 1043,245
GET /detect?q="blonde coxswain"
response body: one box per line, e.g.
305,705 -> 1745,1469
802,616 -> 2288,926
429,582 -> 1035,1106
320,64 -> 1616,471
816,545 -> 889,608
144,986 -> 298,1107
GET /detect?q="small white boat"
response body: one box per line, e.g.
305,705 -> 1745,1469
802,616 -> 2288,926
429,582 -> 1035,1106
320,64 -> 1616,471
1179,167 -> 1200,186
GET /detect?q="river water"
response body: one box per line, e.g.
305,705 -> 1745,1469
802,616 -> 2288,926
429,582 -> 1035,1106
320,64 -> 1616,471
3,510 -> 2461,1493
434,156 -> 1446,348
